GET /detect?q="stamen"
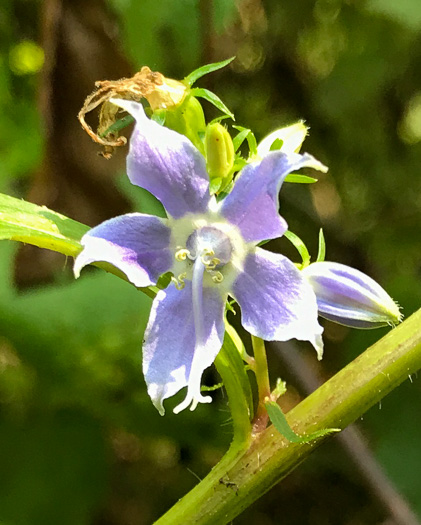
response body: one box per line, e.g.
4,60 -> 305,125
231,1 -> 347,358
171,275 -> 185,290
175,248 -> 191,261
212,271 -> 224,283
200,248 -> 215,266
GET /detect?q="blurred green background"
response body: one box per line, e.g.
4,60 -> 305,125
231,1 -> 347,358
1,0 -> 421,523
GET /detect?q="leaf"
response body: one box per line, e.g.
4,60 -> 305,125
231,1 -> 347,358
283,230 -> 311,268
284,174 -> 318,184
316,228 -> 326,262
190,87 -> 235,120
0,192 -> 88,257
265,401 -> 340,443
184,57 -> 235,86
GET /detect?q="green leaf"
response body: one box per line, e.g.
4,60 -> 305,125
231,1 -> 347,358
265,401 -> 340,443
316,228 -> 326,262
0,192 -> 88,257
232,125 -> 257,157
284,174 -> 318,184
190,88 -> 235,120
283,230 -> 311,268
184,57 -> 235,86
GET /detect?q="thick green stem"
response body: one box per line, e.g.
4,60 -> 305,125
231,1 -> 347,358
154,308 -> 421,525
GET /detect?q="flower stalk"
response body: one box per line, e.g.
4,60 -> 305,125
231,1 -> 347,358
251,335 -> 271,433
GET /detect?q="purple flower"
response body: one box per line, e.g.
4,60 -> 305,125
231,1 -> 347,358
302,262 -> 402,328
74,100 -> 327,415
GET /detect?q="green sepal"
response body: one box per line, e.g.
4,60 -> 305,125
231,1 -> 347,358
216,326 -> 254,424
271,378 -> 287,400
156,271 -> 172,290
269,138 -> 284,151
190,88 -> 235,120
151,109 -> 167,126
184,57 -> 235,86
209,177 -> 223,195
316,228 -> 326,262
283,230 -> 311,268
284,174 -> 318,184
209,115 -> 231,125
232,126 -> 257,157
99,113 -> 135,138
265,401 -> 340,443
201,382 -> 224,392
225,319 -> 254,366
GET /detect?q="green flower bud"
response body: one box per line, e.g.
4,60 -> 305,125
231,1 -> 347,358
164,95 -> 207,155
205,123 -> 235,193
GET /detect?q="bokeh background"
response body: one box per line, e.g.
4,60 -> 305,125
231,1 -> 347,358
1,0 -> 421,524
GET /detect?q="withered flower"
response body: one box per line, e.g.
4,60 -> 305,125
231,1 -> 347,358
78,66 -> 187,158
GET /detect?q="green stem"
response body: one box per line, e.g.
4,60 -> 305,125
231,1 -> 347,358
154,308 -> 421,525
251,335 -> 271,433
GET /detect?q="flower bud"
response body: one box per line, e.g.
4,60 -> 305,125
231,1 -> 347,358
257,121 -> 309,157
205,123 -> 235,193
164,95 -> 207,154
302,262 -> 402,328
146,77 -> 188,111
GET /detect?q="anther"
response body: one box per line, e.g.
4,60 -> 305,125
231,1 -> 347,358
212,271 -> 224,283
175,248 -> 191,261
171,273 -> 187,290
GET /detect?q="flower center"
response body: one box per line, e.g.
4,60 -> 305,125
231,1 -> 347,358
172,226 -> 233,289
186,226 -> 232,264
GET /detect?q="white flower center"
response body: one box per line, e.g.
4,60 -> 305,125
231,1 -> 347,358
169,212 -> 248,291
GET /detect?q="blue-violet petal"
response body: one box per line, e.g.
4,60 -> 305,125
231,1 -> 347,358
302,261 -> 402,328
74,213 -> 172,288
111,99 -> 211,218
232,248 -> 324,358
220,151 -> 327,243
143,281 -> 225,415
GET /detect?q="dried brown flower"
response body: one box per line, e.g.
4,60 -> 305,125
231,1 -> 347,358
78,66 -> 187,158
